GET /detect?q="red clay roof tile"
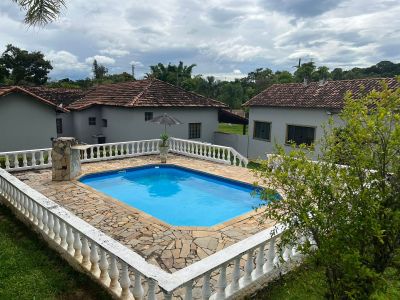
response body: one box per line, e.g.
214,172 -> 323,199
67,79 -> 227,110
244,78 -> 400,109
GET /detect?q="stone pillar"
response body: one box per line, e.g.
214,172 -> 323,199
52,137 -> 81,181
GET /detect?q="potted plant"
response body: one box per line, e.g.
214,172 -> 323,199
159,133 -> 169,163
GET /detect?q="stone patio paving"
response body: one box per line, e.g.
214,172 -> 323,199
14,154 -> 274,273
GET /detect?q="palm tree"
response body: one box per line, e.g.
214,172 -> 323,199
12,0 -> 65,26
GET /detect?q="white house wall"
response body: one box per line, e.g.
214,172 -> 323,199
71,106 -> 103,144
248,107 -> 343,159
0,93 -> 57,151
56,111 -> 73,137
68,107 -> 219,144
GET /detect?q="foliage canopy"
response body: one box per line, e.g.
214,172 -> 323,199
253,80 -> 400,298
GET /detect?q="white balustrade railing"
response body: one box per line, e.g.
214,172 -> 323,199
0,138 -> 248,172
80,139 -> 161,163
0,148 -> 52,171
0,167 -> 302,299
169,138 -> 248,167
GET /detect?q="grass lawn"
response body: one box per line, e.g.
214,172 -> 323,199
217,123 -> 247,135
251,257 -> 400,300
0,203 -> 111,300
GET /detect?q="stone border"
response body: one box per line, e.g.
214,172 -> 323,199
74,163 -> 265,231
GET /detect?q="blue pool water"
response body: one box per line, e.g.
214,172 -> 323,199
80,165 -> 265,226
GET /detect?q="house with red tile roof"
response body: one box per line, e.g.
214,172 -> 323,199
0,79 -> 228,150
60,78 -> 227,144
242,77 -> 400,158
0,86 -> 68,151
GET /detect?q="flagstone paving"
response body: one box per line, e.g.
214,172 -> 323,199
14,154 -> 275,273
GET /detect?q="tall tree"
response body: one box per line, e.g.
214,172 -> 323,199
146,61 -> 196,86
12,0 -> 65,26
0,44 -> 53,85
92,59 -> 108,80
294,61 -> 316,82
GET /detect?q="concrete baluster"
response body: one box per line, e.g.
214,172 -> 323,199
47,150 -> 52,165
147,278 -> 157,300
215,264 -> 227,300
39,151 -> 45,165
81,237 -> 91,269
59,220 -> 68,249
132,270 -> 144,300
99,248 -> 111,285
42,209 -> 49,234
5,155 -> 10,169
31,152 -> 36,166
22,153 -> 28,167
184,280 -> 193,300
109,255 -> 121,293
37,205 -> 43,229
90,241 -> 100,276
242,249 -> 254,285
229,256 -> 241,295
47,212 -> 55,238
66,226 -> 75,254
254,243 -> 266,278
14,154 -> 19,168
264,236 -> 276,273
53,215 -> 60,243
202,272 -> 212,300
32,202 -> 38,225
120,262 -> 133,300
73,231 -> 83,262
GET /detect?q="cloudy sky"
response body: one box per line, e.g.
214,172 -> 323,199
0,0 -> 399,81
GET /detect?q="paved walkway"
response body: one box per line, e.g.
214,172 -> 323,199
14,154 -> 274,273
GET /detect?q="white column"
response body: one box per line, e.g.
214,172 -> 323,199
120,262 -> 132,300
254,243 -> 266,278
184,280 -> 193,300
242,249 -> 254,285
202,272 -> 212,300
73,231 -> 83,262
264,236 -> 276,273
99,248 -> 111,285
215,264 -> 227,300
148,278 -> 157,300
109,255 -> 121,293
132,270 -> 144,300
81,237 -> 91,269
229,256 -> 241,295
90,241 -> 100,277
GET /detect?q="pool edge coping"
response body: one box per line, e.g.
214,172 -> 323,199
73,163 -> 266,231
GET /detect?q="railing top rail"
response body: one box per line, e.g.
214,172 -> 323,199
162,224 -> 285,291
169,137 -> 231,149
87,139 -> 161,148
0,148 -> 52,155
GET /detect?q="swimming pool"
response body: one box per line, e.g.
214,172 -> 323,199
79,165 -> 265,226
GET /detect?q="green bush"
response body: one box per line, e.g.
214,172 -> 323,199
253,80 -> 400,299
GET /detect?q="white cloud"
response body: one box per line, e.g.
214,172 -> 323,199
46,50 -> 88,71
233,69 -> 242,74
99,48 -> 130,57
1,0 -> 399,79
85,55 -> 116,65
130,60 -> 144,67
